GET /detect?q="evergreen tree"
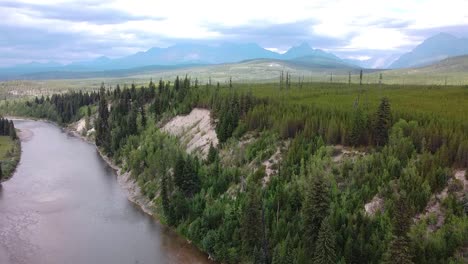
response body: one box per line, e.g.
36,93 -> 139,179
302,168 -> 330,255
182,156 -> 200,196
242,183 -> 263,258
312,218 -> 336,264
9,121 -> 17,140
303,172 -> 330,255
174,153 -> 185,190
383,196 -> 413,264
374,97 -> 392,146
161,172 -> 174,225
349,107 -> 367,146
206,143 -> 218,164
95,85 -> 111,153
140,106 -> 146,128
127,105 -> 138,135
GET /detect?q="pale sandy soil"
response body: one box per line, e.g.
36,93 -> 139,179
332,145 -> 366,163
364,195 -> 384,217
261,142 -> 289,186
162,108 -> 218,158
414,169 -> 466,231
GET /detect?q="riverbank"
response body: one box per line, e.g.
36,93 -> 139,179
65,124 -> 157,218
0,134 -> 21,183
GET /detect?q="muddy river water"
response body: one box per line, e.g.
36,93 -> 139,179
0,120 -> 212,264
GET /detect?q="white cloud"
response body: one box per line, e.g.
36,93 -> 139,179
1,0 -> 468,65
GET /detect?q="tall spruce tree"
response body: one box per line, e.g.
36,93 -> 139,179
383,196 -> 413,264
313,217 -> 337,264
9,121 -> 17,140
161,172 -> 174,225
242,183 -> 263,258
174,153 -> 185,190
95,85 -> 111,153
349,107 -> 367,146
140,106 -> 146,128
206,143 -> 218,164
303,171 -> 330,255
373,97 -> 392,146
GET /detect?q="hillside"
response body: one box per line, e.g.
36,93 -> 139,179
390,33 -> 468,68
2,79 -> 467,264
367,55 -> 468,85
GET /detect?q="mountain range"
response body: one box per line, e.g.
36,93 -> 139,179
0,43 -> 356,80
390,33 -> 468,68
2,33 -> 468,80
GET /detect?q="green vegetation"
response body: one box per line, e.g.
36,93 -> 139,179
2,55 -> 468,101
2,77 -> 467,263
0,118 -> 21,181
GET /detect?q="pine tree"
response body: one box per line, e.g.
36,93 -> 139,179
303,172 -> 330,255
127,105 -> 138,135
206,143 -> 218,164
349,107 -> 366,146
242,183 -> 263,258
182,156 -> 199,196
9,121 -> 17,140
373,97 -> 391,146
95,85 -> 111,153
174,153 -> 185,190
161,172 -> 174,225
383,196 -> 413,264
312,218 -> 336,264
140,106 -> 147,128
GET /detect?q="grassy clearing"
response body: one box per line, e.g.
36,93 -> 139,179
0,136 -> 14,157
0,135 -> 21,181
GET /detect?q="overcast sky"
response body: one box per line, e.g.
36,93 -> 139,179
1,0 -> 468,66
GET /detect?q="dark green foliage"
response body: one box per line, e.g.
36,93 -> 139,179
383,196 -> 414,264
313,218 -> 337,264
173,154 -> 200,197
0,118 -> 17,139
206,143 -> 218,164
349,107 -> 368,146
303,170 -> 330,255
241,182 -> 263,258
373,97 -> 392,146
95,85 -> 111,153
140,106 -> 146,128
384,236 -> 414,264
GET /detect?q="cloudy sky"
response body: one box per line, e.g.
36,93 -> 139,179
1,0 -> 468,67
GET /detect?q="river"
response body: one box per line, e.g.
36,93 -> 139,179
0,120 -> 212,264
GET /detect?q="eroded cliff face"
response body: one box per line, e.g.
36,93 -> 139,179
162,108 -> 218,158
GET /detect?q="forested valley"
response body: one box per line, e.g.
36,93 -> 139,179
2,77 -> 467,264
